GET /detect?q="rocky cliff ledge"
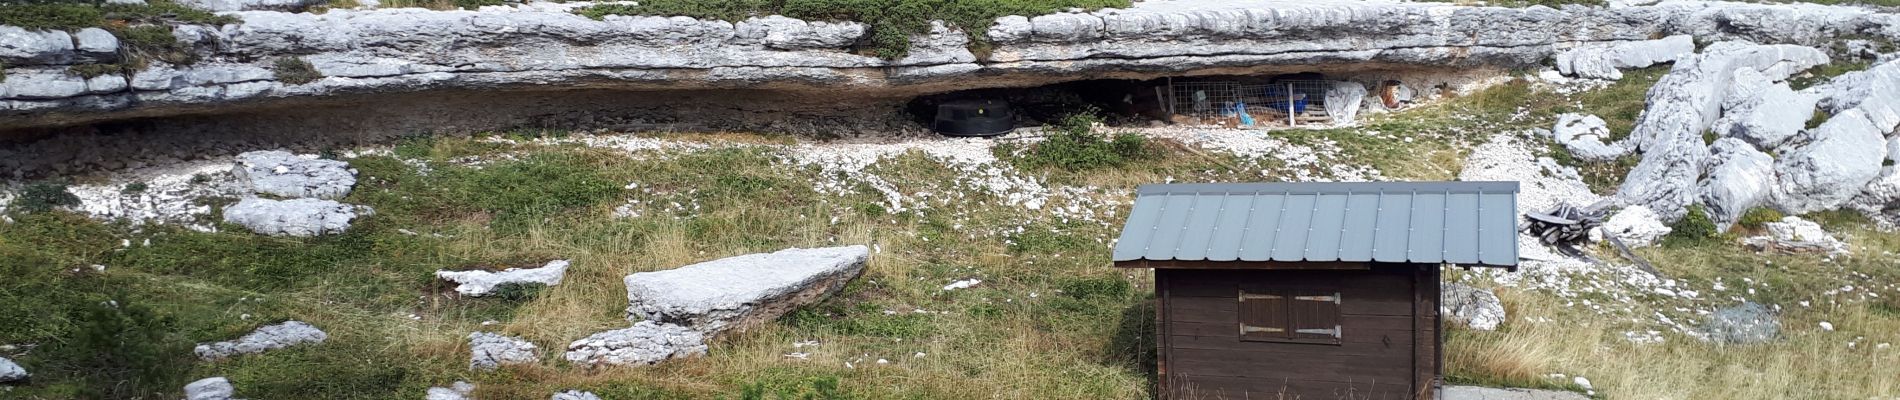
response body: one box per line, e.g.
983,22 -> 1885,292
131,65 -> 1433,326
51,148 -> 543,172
1,0 -> 1895,139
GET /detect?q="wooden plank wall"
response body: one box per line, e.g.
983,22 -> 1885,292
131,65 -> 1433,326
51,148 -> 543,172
1158,266 -> 1436,400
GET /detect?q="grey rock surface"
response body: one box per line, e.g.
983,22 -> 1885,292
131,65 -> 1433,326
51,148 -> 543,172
232,150 -> 357,199
195,320 -> 328,360
1601,205 -> 1672,247
0,356 -> 25,383
1848,137 -> 1900,227
1702,302 -> 1779,344
1555,34 -> 1695,80
1713,70 -> 1817,150
552,390 -> 603,400
1442,386 -> 1589,400
436,260 -> 569,297
1617,41 -> 1828,222
1323,81 -> 1367,124
625,245 -> 868,337
468,332 -> 540,371
222,197 -> 361,237
1550,113 -> 1630,162
426,381 -> 476,400
185,377 -> 237,400
1771,108 -> 1890,214
177,0 -> 323,12
1442,283 -> 1506,331
72,28 -> 120,62
1700,138 -> 1776,231
0,27 -> 73,65
563,321 -> 708,367
1743,216 -> 1849,255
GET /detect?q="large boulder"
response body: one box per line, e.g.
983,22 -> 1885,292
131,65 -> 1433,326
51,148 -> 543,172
563,321 -> 708,367
1702,302 -> 1779,345
0,356 -> 25,383
468,332 -> 540,371
222,198 -> 363,237
232,150 -> 357,200
1743,216 -> 1849,255
1700,138 -> 1777,231
625,245 -> 869,337
1441,283 -> 1506,331
1550,113 -> 1631,161
195,321 -> 328,360
436,260 -> 570,297
1617,41 -> 1829,222
1600,205 -> 1672,247
1847,138 -> 1900,226
1712,70 -> 1818,150
1771,108 -> 1890,214
185,377 -> 236,400
1554,35 -> 1696,80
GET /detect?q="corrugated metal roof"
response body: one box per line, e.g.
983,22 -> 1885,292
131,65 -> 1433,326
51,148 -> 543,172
1112,181 -> 1520,267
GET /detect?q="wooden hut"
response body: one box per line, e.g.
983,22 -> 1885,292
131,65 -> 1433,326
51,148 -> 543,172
1112,182 -> 1520,400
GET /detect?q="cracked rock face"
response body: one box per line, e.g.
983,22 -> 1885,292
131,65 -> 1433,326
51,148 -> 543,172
1442,283 -> 1506,331
0,356 -> 26,383
625,245 -> 869,337
185,377 -> 237,400
437,260 -> 569,297
222,197 -> 362,237
232,150 -> 357,200
1712,69 -> 1816,150
1555,34 -> 1695,80
195,321 -> 328,360
1550,113 -> 1630,162
1773,58 -> 1900,215
1744,216 -> 1849,255
1601,205 -> 1672,248
563,321 -> 708,367
1700,138 -> 1776,232
468,332 -> 540,370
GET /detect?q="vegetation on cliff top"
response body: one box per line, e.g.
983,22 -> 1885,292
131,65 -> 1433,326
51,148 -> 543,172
575,0 -> 1130,59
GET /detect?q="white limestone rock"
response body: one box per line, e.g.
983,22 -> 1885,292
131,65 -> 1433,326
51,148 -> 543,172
1847,137 -> 1900,227
1617,41 -> 1829,222
564,321 -> 708,367
1700,138 -> 1777,232
426,381 -> 476,400
1703,302 -> 1779,345
222,198 -> 362,237
468,332 -> 540,371
0,356 -> 26,383
1323,81 -> 1367,124
1771,108 -> 1890,215
1713,70 -> 1818,150
1555,35 -> 1695,80
1442,386 -> 1589,400
176,0 -> 323,11
1743,216 -> 1849,255
0,27 -> 73,65
232,150 -> 357,199
194,321 -> 328,360
1441,283 -> 1506,331
552,390 -> 603,400
436,260 -> 569,297
1,68 -> 89,99
1550,113 -> 1631,162
185,377 -> 237,400
1601,205 -> 1672,247
72,28 -> 120,62
733,16 -> 865,50
625,245 -> 868,337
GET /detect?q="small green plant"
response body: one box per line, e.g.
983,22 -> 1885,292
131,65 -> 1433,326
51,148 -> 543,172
1806,109 -> 1830,129
0,0 -> 238,30
574,0 -> 1130,59
273,57 -> 323,85
1736,207 -> 1785,232
116,25 -> 196,66
122,182 -> 150,194
68,63 -> 125,78
14,181 -> 82,214
489,282 -> 545,302
1015,113 -> 1153,172
1789,61 -> 1871,90
1661,205 -> 1720,247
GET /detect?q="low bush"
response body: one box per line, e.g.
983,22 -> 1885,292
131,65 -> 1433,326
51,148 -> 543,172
116,24 -> 197,65
12,181 -> 81,214
1736,207 -> 1785,232
575,0 -> 1130,59
273,56 -> 323,84
67,63 -> 124,78
0,0 -> 237,30
1661,205 -> 1720,247
1014,113 -> 1154,172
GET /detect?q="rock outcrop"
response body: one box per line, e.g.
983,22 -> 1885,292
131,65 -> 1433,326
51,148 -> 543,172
1554,34 -> 1695,80
436,260 -> 570,297
232,150 -> 356,200
563,321 -> 708,367
1600,205 -> 1672,247
1712,69 -> 1816,150
1550,113 -> 1630,162
1773,58 -> 1900,215
468,332 -> 541,371
185,377 -> 237,400
1700,138 -> 1776,231
1743,216 -> 1849,255
221,197 -> 363,237
625,245 -> 869,337
195,320 -> 328,360
1442,283 -> 1507,331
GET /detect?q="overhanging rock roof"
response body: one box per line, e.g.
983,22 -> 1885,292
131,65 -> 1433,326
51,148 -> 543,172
1112,181 -> 1520,268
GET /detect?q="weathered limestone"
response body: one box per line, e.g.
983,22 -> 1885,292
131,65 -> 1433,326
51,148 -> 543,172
72,28 -> 120,63
1743,216 -> 1849,255
1616,41 -> 1828,222
468,332 -> 540,371
1442,283 -> 1506,331
1702,302 -> 1779,344
177,0 -> 323,12
0,27 -> 74,65
427,381 -> 476,400
1771,108 -> 1890,215
232,150 -> 357,199
1554,34 -> 1695,80
195,321 -> 328,360
1600,205 -> 1672,247
1700,138 -> 1776,231
436,260 -> 570,297
0,356 -> 25,383
625,245 -> 869,337
563,321 -> 708,367
221,198 -> 362,237
1712,69 -> 1817,150
552,390 -> 603,400
1550,113 -> 1631,162
185,377 -> 237,400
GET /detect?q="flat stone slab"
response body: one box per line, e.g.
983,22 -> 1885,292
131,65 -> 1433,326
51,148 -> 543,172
468,332 -> 540,370
436,260 -> 569,297
233,150 -> 357,200
222,198 -> 362,237
625,245 -> 868,336
195,321 -> 328,360
563,321 -> 707,367
1443,386 -> 1589,400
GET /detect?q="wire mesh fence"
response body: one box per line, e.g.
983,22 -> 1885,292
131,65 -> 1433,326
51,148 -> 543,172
1169,79 -> 1335,127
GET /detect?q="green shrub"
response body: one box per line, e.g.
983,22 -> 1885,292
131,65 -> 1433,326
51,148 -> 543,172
13,181 -> 82,214
67,63 -> 124,78
0,2 -> 104,30
1662,205 -> 1720,247
575,0 -> 1130,59
273,56 -> 323,84
1736,207 -> 1785,231
0,0 -> 238,30
116,25 -> 196,65
1015,113 -> 1153,172
489,282 -> 545,302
